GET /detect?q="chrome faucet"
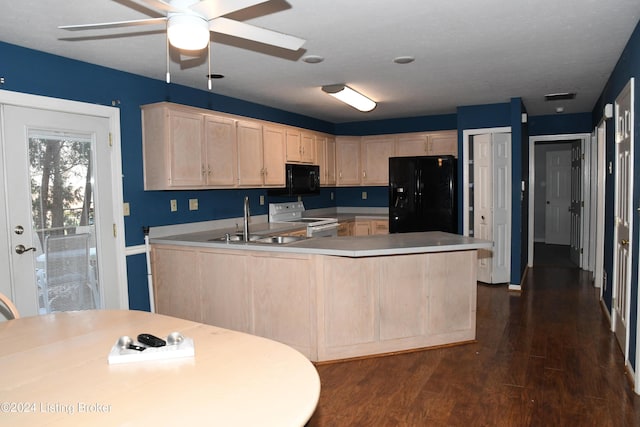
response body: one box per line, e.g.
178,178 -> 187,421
243,196 -> 250,242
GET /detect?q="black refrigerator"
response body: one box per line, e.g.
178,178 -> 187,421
389,155 -> 457,234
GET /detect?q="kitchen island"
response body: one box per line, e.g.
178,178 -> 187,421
151,231 -> 491,362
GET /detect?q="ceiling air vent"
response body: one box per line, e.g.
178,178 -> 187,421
544,92 -> 576,101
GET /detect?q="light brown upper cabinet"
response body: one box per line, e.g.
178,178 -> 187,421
205,115 -> 237,186
286,129 -> 315,164
336,136 -> 361,186
361,135 -> 396,185
395,130 -> 457,158
262,125 -> 286,186
142,103 -> 236,190
237,121 -> 286,187
316,134 -> 336,186
428,131 -> 458,157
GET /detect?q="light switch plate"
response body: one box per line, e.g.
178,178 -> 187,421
362,191 -> 367,200
260,195 -> 265,206
123,202 -> 130,216
189,199 -> 198,211
170,199 -> 177,212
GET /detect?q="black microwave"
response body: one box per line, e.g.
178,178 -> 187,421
269,164 -> 320,196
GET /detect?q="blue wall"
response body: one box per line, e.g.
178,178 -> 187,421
528,113 -> 592,136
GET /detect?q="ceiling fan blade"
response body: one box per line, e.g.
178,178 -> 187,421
190,0 -> 269,20
137,0 -> 185,13
209,17 -> 305,51
59,17 -> 167,31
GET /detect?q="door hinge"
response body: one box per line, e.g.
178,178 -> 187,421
109,132 -> 113,147
113,223 -> 117,238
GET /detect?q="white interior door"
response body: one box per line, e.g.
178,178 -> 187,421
473,134 -> 493,283
613,79 -> 634,355
569,141 -> 583,265
544,150 -> 571,245
0,100 -> 127,317
491,133 -> 511,283
473,132 -> 511,284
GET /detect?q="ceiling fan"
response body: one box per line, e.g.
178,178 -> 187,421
59,0 -> 306,87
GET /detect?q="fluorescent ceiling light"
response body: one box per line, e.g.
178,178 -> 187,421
321,84 -> 376,112
167,15 -> 210,50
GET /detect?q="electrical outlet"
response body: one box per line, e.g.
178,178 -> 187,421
362,191 -> 367,200
123,202 -> 130,216
189,198 -> 198,211
260,195 -> 265,206
170,199 -> 177,212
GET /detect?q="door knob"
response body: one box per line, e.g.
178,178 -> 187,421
15,244 -> 36,254
621,239 -> 630,246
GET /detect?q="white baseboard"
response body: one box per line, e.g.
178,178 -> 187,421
508,284 -> 522,291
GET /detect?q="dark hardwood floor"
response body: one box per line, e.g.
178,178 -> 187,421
307,253 -> 640,426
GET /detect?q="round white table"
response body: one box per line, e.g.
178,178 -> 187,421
0,310 -> 320,426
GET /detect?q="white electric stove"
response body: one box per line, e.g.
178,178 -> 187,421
268,202 -> 338,237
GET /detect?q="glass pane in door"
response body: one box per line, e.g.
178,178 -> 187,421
28,129 -> 101,313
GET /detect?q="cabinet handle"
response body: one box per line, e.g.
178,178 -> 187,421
201,165 -> 206,176
363,170 -> 367,179
208,166 -> 212,176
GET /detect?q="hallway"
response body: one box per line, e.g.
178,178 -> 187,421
307,261 -> 640,426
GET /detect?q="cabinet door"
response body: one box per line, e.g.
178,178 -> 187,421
361,135 -> 396,185
337,221 -> 353,236
152,246 -> 201,322
300,132 -> 316,163
285,129 -> 302,162
316,136 -> 327,185
428,131 -> 457,157
354,221 -> 371,236
336,136 -> 361,186
199,251 -> 251,332
204,115 -> 237,186
262,125 -> 286,186
371,220 -> 389,235
396,133 -> 428,157
237,120 -> 264,186
168,109 -> 206,187
325,136 -> 337,185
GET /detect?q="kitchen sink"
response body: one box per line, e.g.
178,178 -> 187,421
208,234 -> 261,242
256,236 -> 306,244
209,233 -> 306,244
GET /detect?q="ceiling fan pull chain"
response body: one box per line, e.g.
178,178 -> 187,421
165,23 -> 170,84
207,41 -> 212,91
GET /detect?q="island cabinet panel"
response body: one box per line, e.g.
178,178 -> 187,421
199,251 -> 252,333
152,246 -> 201,322
152,242 -> 479,362
251,253 -> 316,356
428,251 -> 476,334
378,254 -> 428,340
320,256 -> 377,348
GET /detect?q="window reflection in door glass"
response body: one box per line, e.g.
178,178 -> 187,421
28,130 -> 100,313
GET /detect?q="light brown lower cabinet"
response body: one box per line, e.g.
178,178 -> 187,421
152,244 -> 477,362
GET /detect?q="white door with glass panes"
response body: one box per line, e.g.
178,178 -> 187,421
0,94 -> 127,318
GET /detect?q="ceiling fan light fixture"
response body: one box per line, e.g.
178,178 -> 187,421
321,84 -> 376,112
167,15 -> 210,50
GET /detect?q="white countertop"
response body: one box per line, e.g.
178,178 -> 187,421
151,230 -> 492,258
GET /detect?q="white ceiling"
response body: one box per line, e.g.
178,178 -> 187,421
1,0 -> 639,123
